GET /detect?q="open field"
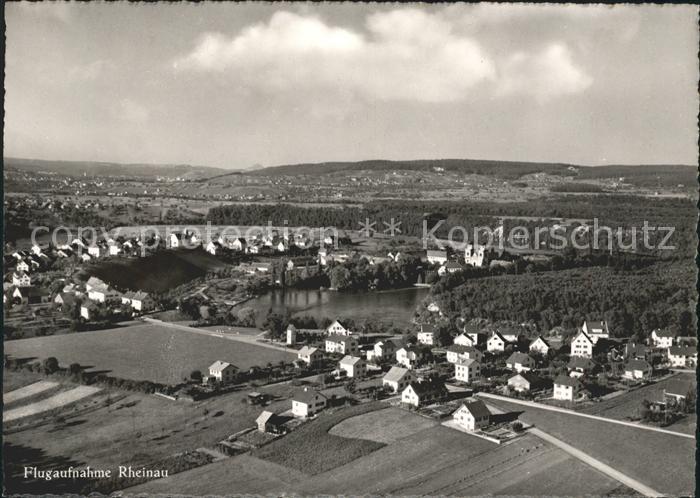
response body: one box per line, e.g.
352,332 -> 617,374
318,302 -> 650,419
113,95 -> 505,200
578,372 -> 696,435
4,386 -> 102,422
253,402 -> 387,475
485,397 -> 695,496
4,323 -> 296,385
4,381 -> 59,404
87,248 -> 226,293
3,365 -> 301,494
131,424 -> 622,495
328,407 -> 437,443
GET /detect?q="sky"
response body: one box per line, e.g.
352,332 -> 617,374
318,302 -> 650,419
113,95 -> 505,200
4,3 -> 698,169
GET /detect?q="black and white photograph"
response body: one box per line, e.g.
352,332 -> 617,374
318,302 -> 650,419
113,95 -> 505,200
2,2 -> 698,496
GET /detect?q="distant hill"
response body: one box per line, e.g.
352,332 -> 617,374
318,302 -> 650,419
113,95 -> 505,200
4,157 -> 229,179
249,159 -> 696,186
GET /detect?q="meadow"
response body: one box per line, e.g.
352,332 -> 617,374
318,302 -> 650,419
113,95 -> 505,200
4,323 -> 296,385
485,398 -> 695,496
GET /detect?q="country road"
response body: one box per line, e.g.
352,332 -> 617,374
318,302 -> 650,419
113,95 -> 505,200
142,318 -> 294,353
482,401 -> 662,497
529,427 -> 661,497
477,392 -> 693,439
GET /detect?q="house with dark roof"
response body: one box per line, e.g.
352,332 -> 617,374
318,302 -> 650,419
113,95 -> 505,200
567,357 -> 597,378
651,328 -> 676,348
325,335 -> 359,355
506,352 -> 535,372
292,388 -> 327,418
487,331 -> 509,352
417,323 -> 436,345
570,330 -> 594,358
256,410 -> 287,434
581,320 -> 610,344
326,319 -> 352,336
668,346 -> 697,367
529,336 -> 551,355
446,344 -> 483,364
624,343 -> 648,361
553,375 -> 582,401
623,359 -> 652,380
401,379 -> 448,407
452,400 -> 491,431
663,379 -> 695,402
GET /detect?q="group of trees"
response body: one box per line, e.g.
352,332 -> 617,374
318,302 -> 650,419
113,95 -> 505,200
328,254 -> 423,291
429,260 -> 695,339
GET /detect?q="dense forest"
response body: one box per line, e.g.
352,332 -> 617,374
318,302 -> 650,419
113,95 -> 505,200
207,195 -> 696,258
426,261 -> 696,340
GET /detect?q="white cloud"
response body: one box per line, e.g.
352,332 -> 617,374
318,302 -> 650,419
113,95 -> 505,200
175,8 -> 593,103
113,99 -> 150,124
175,10 -> 495,103
496,43 -> 593,101
68,60 -> 116,82
15,2 -> 73,23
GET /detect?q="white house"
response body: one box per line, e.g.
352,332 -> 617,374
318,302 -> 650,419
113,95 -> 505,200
231,238 -> 247,252
382,366 -> 415,393
297,346 -> 323,366
568,357 -> 596,378
623,359 -> 652,380
417,324 -> 436,345
87,245 -> 101,258
129,291 -> 153,311
464,244 -> 486,267
205,241 -> 219,255
426,250 -> 447,265
80,305 -> 91,320
453,333 -> 477,347
167,233 -> 181,249
325,335 -> 359,356
292,388 -> 327,418
368,340 -> 399,361
16,260 -> 30,273
487,331 -> 508,352
570,330 -> 594,358
581,320 -> 610,344
12,272 -> 31,288
529,336 -> 551,355
506,352 -> 535,373
208,361 -> 238,384
667,346 -> 697,367
338,355 -> 366,378
452,399 -> 490,431
396,346 -> 424,369
454,358 -> 481,383
87,282 -> 121,304
439,261 -> 463,276
401,379 -> 447,407
651,329 -> 676,349
508,372 -> 545,393
553,375 -> 582,401
326,319 -> 352,336
445,345 -> 483,364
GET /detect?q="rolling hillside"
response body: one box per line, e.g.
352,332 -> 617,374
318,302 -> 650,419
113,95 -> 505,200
4,157 -> 228,180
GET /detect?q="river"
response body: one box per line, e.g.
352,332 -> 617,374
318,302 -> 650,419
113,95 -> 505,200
242,287 -> 430,327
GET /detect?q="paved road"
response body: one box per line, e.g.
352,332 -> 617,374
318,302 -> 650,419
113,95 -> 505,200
143,318 -> 294,353
477,392 -> 693,439
529,427 -> 661,497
